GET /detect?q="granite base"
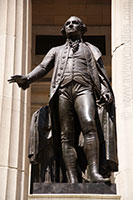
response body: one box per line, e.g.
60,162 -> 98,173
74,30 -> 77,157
32,183 -> 116,194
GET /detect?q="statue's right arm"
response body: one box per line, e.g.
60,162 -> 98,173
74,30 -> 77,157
8,48 -> 55,90
26,47 -> 55,84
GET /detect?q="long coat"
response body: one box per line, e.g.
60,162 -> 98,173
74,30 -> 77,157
27,42 -> 118,178
27,42 -> 102,100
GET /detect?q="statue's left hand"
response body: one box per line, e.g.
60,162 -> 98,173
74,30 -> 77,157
8,75 -> 29,90
102,92 -> 113,104
97,91 -> 113,107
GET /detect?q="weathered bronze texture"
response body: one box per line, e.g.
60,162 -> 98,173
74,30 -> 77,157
8,16 -> 118,184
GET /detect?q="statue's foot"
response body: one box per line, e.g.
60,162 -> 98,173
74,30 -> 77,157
91,173 -> 109,183
68,171 -> 78,183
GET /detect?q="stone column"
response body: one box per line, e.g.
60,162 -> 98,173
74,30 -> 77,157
0,0 -> 32,200
112,0 -> 133,200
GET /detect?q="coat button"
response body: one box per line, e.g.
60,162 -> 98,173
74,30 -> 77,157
58,73 -> 61,76
60,67 -> 63,70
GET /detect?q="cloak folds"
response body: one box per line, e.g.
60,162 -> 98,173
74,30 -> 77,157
28,106 -> 53,164
95,60 -> 118,177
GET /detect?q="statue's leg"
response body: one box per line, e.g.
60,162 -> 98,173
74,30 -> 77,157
74,89 -> 104,182
59,86 -> 78,183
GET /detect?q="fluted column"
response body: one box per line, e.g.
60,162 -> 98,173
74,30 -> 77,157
0,0 -> 32,200
112,1 -> 133,200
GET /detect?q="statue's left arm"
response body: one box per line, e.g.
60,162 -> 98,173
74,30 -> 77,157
97,57 -> 114,104
87,42 -> 113,104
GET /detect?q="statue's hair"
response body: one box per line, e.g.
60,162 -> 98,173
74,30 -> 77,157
61,16 -> 87,36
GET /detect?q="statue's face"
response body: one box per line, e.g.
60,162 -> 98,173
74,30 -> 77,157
64,16 -> 82,37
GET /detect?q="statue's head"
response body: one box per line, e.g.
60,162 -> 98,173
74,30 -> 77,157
61,16 -> 87,38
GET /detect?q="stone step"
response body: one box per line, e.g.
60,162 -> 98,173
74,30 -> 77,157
28,194 -> 121,200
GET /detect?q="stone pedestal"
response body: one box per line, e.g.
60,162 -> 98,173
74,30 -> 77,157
28,183 -> 120,200
32,183 -> 116,195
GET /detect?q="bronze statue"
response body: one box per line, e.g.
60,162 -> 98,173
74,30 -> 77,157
8,16 -> 118,183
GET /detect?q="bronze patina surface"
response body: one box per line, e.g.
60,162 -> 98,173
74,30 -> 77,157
8,16 -> 118,185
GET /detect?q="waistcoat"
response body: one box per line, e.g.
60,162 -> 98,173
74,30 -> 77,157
61,42 -> 92,87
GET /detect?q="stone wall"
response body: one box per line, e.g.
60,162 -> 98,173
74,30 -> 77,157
112,0 -> 133,200
0,0 -> 32,199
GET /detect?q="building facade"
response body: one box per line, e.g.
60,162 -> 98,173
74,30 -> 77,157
0,0 -> 133,200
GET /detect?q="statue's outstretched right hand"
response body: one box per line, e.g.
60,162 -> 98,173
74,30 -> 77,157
8,75 -> 30,90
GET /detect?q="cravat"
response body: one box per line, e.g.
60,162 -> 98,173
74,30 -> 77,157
69,40 -> 80,52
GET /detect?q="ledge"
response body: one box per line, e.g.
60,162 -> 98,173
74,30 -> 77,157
28,194 -> 121,200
